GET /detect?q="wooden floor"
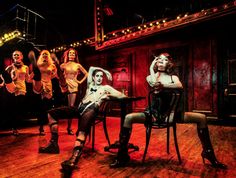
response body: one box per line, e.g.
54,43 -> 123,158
0,117 -> 236,178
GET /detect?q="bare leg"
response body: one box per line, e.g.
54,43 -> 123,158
123,112 -> 146,128
183,112 -> 207,128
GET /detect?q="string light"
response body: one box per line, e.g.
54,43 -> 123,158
96,0 -> 235,49
50,0 -> 236,51
0,30 -> 21,47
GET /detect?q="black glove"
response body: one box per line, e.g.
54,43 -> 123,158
51,53 -> 67,88
28,50 -> 41,81
2,70 -> 12,84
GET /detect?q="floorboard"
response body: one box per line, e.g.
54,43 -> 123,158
0,117 -> 235,178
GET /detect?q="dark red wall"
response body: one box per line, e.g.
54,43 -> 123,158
80,13 -> 235,119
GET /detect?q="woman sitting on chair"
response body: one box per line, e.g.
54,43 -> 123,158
38,66 -> 127,171
110,52 -> 227,169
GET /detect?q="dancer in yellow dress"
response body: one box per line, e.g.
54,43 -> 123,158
5,50 -> 31,135
60,48 -> 88,135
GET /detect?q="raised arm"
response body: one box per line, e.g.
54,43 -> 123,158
28,50 -> 43,93
87,66 -> 112,86
0,75 -> 4,87
25,66 -> 32,83
149,56 -> 158,83
51,53 -> 67,93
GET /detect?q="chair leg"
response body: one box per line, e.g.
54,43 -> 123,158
88,127 -> 92,143
142,125 -> 152,163
103,118 -> 110,146
167,126 -> 170,154
173,124 -> 182,164
92,124 -> 95,151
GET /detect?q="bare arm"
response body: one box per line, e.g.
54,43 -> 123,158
77,64 -> 88,84
0,75 -> 4,87
105,85 -> 127,99
60,63 -> 65,71
50,53 -> 60,79
25,66 -> 32,83
146,75 -> 156,87
162,75 -> 183,88
146,75 -> 183,89
149,57 -> 158,83
51,64 -> 58,79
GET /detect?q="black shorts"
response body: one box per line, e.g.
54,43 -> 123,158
48,106 -> 79,121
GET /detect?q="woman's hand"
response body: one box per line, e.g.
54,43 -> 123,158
51,53 -> 60,65
153,82 -> 163,91
150,57 -> 158,69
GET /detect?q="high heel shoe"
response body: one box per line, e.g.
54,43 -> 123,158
201,150 -> 227,169
197,128 -> 227,169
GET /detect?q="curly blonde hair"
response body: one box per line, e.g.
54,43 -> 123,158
37,50 -> 53,66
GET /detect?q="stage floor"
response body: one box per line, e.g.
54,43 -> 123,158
0,117 -> 235,178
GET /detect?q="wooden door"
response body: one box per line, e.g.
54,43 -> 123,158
219,35 -> 236,119
222,58 -> 236,119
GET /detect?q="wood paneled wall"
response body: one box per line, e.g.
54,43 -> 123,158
82,38 -> 219,117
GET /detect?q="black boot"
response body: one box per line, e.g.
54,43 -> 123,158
51,53 -> 68,91
67,119 -> 74,135
197,128 -> 227,169
28,50 -> 41,81
39,133 -> 59,154
2,69 -> 16,93
39,126 -> 45,136
61,139 -> 85,171
110,127 -> 131,168
12,128 -> 19,136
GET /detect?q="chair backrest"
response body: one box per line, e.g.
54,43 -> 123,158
95,101 -> 110,124
146,88 -> 183,128
90,100 -> 111,151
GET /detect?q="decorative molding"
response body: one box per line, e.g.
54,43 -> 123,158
50,1 -> 236,53
96,1 -> 236,50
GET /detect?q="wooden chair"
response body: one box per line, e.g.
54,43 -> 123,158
142,88 -> 183,163
89,101 -> 111,151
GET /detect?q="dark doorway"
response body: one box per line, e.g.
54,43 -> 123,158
219,37 -> 236,120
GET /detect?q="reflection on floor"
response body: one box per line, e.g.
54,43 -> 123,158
0,117 -> 235,178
